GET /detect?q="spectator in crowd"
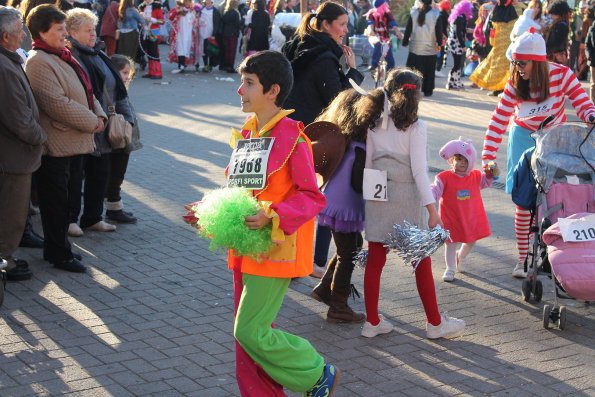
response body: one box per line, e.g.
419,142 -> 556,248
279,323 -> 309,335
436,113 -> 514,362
470,0 -> 518,96
221,0 -> 241,72
445,0 -> 471,90
545,0 -> 571,65
99,0 -> 118,55
106,53 -> 142,224
245,0 -> 269,55
197,0 -> 221,72
510,0 -> 542,41
282,1 -> 363,277
435,0 -> 450,77
25,4 -> 107,273
116,0 -> 144,63
139,0 -> 164,79
585,10 -> 595,102
66,7 -> 135,236
473,1 -> 492,64
20,0 -> 57,50
0,5 -> 47,281
168,0 -> 198,73
402,0 -> 442,97
273,0 -> 285,15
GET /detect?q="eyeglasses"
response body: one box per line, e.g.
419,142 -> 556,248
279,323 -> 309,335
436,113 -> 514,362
510,60 -> 529,68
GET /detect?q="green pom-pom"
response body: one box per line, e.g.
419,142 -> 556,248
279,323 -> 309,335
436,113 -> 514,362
194,187 -> 273,257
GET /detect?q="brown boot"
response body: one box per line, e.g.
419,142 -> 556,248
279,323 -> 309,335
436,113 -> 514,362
326,285 -> 365,324
310,255 -> 337,306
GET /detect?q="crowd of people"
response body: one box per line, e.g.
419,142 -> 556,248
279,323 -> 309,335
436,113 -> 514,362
2,0 -> 595,395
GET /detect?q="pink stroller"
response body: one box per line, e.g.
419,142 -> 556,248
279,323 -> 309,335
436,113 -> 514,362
520,122 -> 595,330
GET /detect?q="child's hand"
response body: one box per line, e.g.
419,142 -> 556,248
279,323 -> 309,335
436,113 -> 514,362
483,162 -> 499,179
245,210 -> 271,229
428,212 -> 443,229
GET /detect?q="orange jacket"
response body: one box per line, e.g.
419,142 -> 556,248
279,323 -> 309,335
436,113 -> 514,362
227,114 -> 323,278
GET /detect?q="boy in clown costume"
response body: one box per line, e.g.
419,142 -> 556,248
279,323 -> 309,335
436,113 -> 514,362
228,51 -> 339,396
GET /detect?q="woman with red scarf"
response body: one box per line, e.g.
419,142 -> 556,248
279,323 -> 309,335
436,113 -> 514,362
25,4 -> 106,273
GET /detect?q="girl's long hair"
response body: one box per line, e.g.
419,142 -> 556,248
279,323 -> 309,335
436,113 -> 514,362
224,0 -> 239,13
316,89 -> 367,143
417,0 -> 432,26
448,0 -> 472,24
510,61 -> 550,103
295,1 -> 347,39
119,0 -> 134,20
355,67 -> 422,132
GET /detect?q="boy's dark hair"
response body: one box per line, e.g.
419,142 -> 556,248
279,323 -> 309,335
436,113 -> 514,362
238,50 -> 293,107
26,3 -> 65,40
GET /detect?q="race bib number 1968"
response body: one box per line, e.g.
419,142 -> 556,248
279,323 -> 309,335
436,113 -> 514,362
227,137 -> 274,190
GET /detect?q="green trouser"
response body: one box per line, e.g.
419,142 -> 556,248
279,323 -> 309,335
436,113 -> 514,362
234,274 -> 325,392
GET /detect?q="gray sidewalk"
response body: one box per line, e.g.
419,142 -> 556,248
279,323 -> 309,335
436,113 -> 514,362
1,50 -> 594,396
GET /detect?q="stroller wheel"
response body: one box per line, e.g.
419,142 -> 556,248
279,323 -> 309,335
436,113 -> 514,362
534,280 -> 543,303
522,279 -> 532,302
558,306 -> 567,330
543,305 -> 551,329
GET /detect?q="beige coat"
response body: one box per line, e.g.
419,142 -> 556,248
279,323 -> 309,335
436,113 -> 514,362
25,49 -> 106,157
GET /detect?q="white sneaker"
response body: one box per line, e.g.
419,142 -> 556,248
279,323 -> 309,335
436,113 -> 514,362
442,268 -> 455,282
171,66 -> 185,74
426,313 -> 465,339
512,263 -> 527,278
435,70 -> 446,77
361,315 -> 393,338
68,223 -> 84,237
84,221 -> 116,232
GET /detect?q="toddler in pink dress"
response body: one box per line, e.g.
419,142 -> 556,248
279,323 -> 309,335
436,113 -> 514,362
431,137 -> 498,281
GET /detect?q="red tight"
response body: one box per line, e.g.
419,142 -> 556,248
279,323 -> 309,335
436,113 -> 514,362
364,242 -> 442,326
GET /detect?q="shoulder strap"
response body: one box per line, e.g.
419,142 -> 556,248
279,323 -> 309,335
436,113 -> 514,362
103,83 -> 115,115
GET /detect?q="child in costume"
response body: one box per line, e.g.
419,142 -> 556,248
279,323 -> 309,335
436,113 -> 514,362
229,51 -> 339,396
359,67 -> 466,339
139,0 -> 164,79
309,89 -> 367,324
365,0 -> 402,72
431,138 -> 498,282
168,0 -> 199,73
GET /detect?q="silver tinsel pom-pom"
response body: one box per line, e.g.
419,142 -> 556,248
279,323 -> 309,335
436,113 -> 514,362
386,222 -> 450,271
353,222 -> 450,271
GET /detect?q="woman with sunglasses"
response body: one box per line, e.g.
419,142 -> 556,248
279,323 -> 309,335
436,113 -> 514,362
481,29 -> 595,278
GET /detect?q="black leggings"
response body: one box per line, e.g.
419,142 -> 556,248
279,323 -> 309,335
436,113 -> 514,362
105,152 -> 130,203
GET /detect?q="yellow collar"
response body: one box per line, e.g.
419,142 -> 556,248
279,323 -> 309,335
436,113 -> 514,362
243,109 -> 295,138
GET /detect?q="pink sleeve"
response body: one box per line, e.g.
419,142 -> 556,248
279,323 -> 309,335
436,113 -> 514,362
270,141 -> 326,235
479,171 -> 493,189
431,175 -> 445,202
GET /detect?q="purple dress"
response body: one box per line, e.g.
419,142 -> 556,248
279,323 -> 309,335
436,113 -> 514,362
318,141 -> 366,233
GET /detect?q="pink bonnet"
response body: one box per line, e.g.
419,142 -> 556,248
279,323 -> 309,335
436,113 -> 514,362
439,137 -> 477,175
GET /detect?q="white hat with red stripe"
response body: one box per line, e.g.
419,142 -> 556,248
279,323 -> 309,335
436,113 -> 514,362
506,27 -> 547,62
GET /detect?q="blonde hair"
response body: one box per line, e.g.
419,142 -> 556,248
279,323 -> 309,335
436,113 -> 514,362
224,0 -> 239,13
65,7 -> 97,32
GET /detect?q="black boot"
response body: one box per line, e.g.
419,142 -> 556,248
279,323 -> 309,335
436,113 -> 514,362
19,213 -> 44,249
5,258 -> 33,281
311,254 -> 337,306
327,285 -> 365,323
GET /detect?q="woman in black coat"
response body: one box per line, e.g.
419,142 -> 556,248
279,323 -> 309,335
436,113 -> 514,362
282,1 -> 363,278
246,0 -> 270,53
282,1 -> 363,126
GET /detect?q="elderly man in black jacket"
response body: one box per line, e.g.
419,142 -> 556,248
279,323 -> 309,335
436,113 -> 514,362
0,6 -> 47,281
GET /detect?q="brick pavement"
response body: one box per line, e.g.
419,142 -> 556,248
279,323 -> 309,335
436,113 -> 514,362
1,48 -> 594,396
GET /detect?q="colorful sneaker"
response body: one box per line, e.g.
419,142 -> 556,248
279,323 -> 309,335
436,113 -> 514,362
512,263 -> 527,278
361,314 -> 393,338
426,312 -> 465,339
305,364 -> 340,397
442,268 -> 455,282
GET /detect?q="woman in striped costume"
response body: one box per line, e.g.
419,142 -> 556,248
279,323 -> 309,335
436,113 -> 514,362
482,29 -> 595,278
